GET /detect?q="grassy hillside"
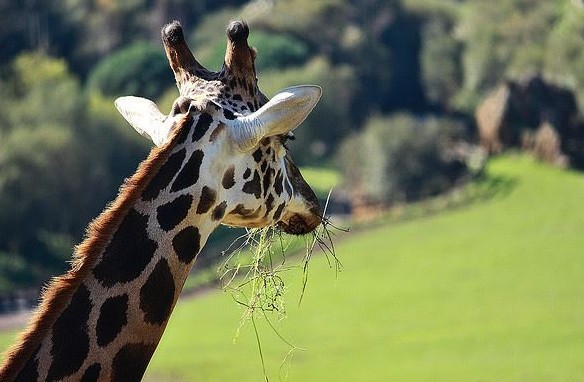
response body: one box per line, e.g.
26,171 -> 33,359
1,155 -> 583,380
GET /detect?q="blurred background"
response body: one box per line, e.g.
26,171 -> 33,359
0,0 -> 583,380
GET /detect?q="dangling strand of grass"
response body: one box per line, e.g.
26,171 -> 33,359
251,315 -> 269,382
222,226 -> 291,343
299,189 -> 346,306
219,188 -> 347,379
220,227 -> 293,382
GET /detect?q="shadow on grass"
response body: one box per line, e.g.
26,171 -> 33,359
357,171 -> 519,230
463,172 -> 519,203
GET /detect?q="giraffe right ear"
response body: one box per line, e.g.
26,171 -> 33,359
228,85 -> 322,152
115,96 -> 175,147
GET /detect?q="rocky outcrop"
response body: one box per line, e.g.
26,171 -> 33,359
475,75 -> 584,168
531,122 -> 568,167
475,85 -> 511,154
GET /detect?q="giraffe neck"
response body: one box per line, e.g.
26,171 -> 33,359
0,117 -> 220,381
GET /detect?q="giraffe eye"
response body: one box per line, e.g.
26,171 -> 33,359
170,96 -> 192,115
280,132 -> 296,150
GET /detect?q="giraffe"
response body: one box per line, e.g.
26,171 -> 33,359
0,20 -> 322,381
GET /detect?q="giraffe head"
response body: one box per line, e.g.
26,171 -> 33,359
115,20 -> 322,235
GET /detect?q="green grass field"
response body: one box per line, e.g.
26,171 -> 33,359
1,155 -> 583,381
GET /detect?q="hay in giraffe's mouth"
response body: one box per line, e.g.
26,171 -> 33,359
219,191 -> 344,325
210,188 -> 346,378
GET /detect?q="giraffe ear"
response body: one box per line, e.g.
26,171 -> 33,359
115,96 -> 175,147
229,85 -> 321,151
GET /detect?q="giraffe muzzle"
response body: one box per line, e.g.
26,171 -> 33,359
277,207 -> 322,235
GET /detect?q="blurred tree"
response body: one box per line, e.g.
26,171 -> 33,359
250,30 -> 310,71
83,90 -> 149,197
3,53 -> 83,130
420,18 -> 462,111
260,57 -> 356,165
193,28 -> 311,72
253,0 -> 394,118
0,251 -> 38,293
87,41 -> 173,99
457,0 -> 561,111
252,0 -> 348,46
336,131 -> 386,204
187,7 -> 243,70
0,0 -> 51,65
0,53 -> 147,287
0,53 -> 85,277
545,5 -> 584,109
380,9 -> 427,112
0,127 -> 82,268
337,114 -> 471,204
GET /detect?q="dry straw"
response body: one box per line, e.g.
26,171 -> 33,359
219,191 -> 345,380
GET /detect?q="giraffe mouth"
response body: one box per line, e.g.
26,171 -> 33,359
277,208 -> 322,235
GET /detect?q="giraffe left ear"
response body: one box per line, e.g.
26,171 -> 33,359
115,96 -> 175,147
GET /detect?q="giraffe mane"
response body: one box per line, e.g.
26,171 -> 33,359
0,114 -> 192,381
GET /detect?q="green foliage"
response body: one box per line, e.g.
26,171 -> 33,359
338,131 -> 386,199
337,114 -> 470,203
2,53 -> 84,131
253,0 -> 347,35
0,54 -> 87,271
83,90 -> 150,194
0,54 -> 148,289
0,253 -> 38,293
87,41 -> 173,99
420,19 -> 462,109
0,126 -> 83,271
251,0 -> 397,117
545,6 -> 584,108
260,57 -> 356,165
250,31 -> 310,71
11,53 -> 70,90
192,24 -> 310,72
458,0 -> 561,94
402,0 -> 462,18
189,7 -> 243,70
